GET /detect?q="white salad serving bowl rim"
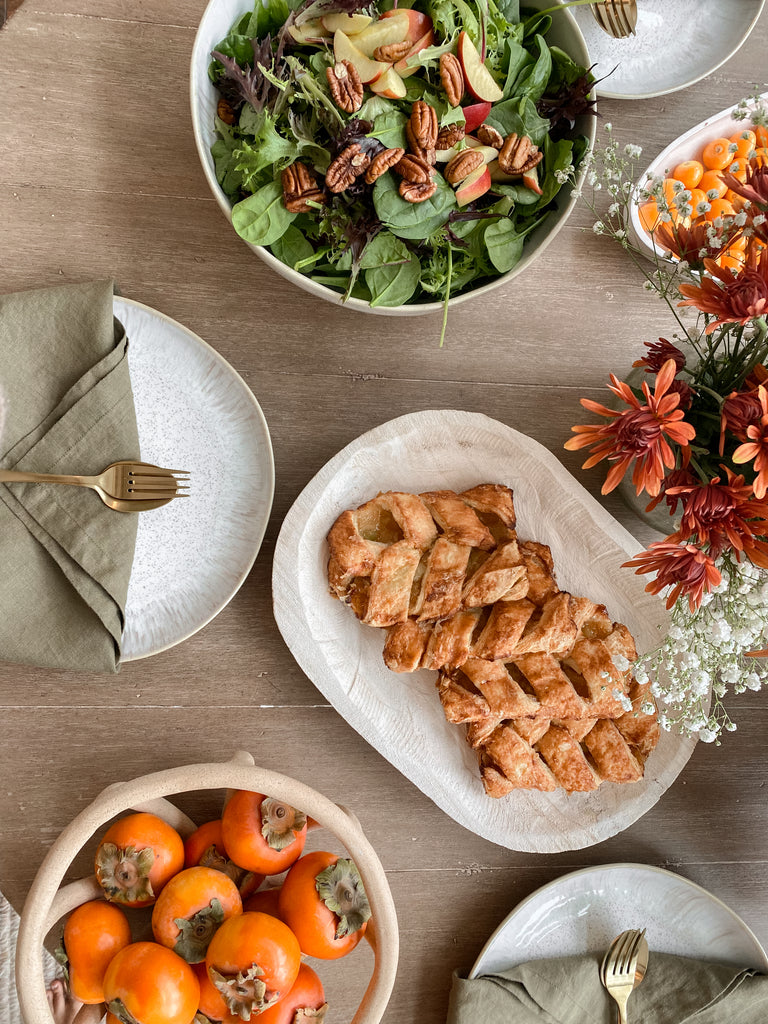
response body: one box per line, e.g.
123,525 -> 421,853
190,0 -> 596,316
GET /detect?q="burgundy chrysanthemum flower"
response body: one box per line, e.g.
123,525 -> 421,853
733,385 -> 768,499
678,253 -> 768,333
565,360 -> 697,496
721,163 -> 768,211
666,377 -> 694,410
720,389 -> 764,454
666,468 -> 768,565
632,338 -> 686,374
623,541 -> 722,612
646,468 -> 698,514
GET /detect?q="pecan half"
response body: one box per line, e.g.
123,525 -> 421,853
394,152 -> 434,184
497,133 -> 543,176
326,60 -> 364,114
439,53 -> 464,107
217,97 -> 236,126
444,149 -> 484,185
365,147 -> 406,184
436,123 -> 465,151
406,123 -> 437,165
373,39 -> 412,62
281,161 -> 325,213
325,144 -> 371,193
409,100 -> 438,151
399,180 -> 437,203
476,124 -> 504,150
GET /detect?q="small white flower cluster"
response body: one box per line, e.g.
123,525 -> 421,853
634,554 -> 768,744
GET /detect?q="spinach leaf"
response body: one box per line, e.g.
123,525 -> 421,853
231,180 -> 296,246
522,12 -> 552,39
502,37 -> 532,99
359,230 -> 411,270
491,182 -> 540,206
366,257 -> 421,306
373,172 -> 457,240
358,95 -> 396,122
484,219 -> 525,273
533,136 -> 574,209
270,225 -> 315,272
367,110 -> 408,149
514,35 -> 552,105
520,96 -> 551,146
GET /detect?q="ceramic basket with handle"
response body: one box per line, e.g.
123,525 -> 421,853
16,751 -> 398,1024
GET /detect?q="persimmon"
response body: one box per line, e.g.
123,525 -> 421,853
103,942 -> 199,1024
243,887 -> 282,918
61,901 -> 132,1004
192,961 -> 230,1021
221,792 -> 307,875
184,820 -> 262,898
257,963 -> 327,1024
205,912 -> 300,1019
95,813 -> 184,908
279,852 -> 370,960
152,867 -> 242,963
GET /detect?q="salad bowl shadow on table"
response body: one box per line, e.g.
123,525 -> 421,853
190,0 -> 596,316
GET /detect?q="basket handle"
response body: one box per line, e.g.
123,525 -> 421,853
17,755 -> 398,1024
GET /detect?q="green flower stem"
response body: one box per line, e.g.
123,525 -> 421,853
439,242 -> 453,349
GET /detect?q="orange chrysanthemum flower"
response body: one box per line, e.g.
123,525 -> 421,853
623,541 -> 722,612
678,252 -> 768,333
665,467 -> 768,566
565,359 -> 696,496
733,384 -> 768,498
654,219 -> 738,271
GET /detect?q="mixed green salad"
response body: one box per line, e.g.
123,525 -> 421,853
209,0 -> 593,325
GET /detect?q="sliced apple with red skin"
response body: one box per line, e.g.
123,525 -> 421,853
436,138 -> 498,164
462,101 -> 492,134
381,7 -> 432,44
333,31 -> 390,84
454,164 -> 492,206
393,29 -> 434,78
369,66 -> 408,99
522,164 -> 543,195
321,13 -> 372,34
288,19 -> 331,45
351,14 -> 409,57
458,31 -> 503,103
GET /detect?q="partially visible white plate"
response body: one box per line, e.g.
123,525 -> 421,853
571,0 -> 765,100
471,863 -> 768,976
272,410 -> 696,853
115,297 -> 274,660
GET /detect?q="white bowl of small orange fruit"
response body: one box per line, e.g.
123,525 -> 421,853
16,751 -> 397,1024
629,94 -> 768,270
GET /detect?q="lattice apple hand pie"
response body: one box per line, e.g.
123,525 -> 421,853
326,484 -> 659,796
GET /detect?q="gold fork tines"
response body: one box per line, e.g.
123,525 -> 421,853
0,459 -> 189,513
591,0 -> 638,38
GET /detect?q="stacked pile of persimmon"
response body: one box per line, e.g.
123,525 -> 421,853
58,790 -> 372,1023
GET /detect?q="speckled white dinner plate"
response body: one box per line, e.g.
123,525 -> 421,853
115,297 -> 274,660
571,0 -> 765,100
471,863 -> 768,976
272,410 -> 697,853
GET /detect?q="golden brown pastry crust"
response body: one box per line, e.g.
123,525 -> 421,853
327,482 -> 660,797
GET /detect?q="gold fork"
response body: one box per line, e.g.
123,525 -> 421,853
0,460 -> 189,513
591,0 -> 638,38
600,928 -> 646,1023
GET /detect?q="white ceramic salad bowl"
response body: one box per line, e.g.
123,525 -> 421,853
627,94 -> 768,263
190,0 -> 595,316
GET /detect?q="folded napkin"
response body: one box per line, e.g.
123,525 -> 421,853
0,280 -> 140,672
447,952 -> 768,1023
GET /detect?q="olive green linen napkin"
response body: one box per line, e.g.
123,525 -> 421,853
447,952 -> 768,1023
0,280 -> 140,673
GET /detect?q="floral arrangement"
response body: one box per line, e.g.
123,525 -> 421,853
565,105 -> 768,742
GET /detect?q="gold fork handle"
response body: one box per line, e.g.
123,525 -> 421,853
0,470 -> 94,487
614,997 -> 629,1024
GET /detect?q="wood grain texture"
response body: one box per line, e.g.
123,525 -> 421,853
1,3 -> 768,1022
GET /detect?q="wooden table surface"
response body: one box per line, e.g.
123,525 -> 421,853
2,4 -> 768,1022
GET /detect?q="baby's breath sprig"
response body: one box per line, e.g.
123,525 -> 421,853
635,554 -> 768,743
